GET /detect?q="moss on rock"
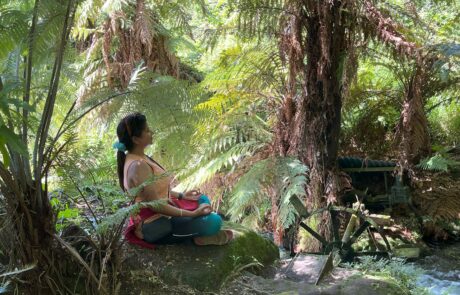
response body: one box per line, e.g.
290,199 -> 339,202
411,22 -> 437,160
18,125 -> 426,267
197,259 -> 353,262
119,222 -> 279,293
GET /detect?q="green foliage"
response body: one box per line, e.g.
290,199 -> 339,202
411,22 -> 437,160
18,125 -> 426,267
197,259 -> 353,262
97,199 -> 166,234
228,156 -> 308,230
51,135 -> 174,231
341,0 -> 460,156
2,2 -> 460,292
0,4 -> 28,60
344,256 -> 429,295
175,44 -> 281,192
428,99 -> 460,146
416,153 -> 460,172
341,57 -> 401,157
0,125 -> 28,167
228,0 -> 284,39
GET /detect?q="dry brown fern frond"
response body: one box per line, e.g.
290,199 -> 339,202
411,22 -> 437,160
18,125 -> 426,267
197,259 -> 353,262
80,0 -> 179,95
412,172 -> 460,222
363,0 -> 420,61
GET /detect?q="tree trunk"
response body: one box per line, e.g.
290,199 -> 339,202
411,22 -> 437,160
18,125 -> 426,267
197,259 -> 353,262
0,168 -> 58,293
397,65 -> 431,168
0,0 -> 78,292
274,0 -> 351,251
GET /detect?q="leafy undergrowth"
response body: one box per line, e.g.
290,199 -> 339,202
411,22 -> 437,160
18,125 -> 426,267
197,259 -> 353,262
343,256 -> 429,295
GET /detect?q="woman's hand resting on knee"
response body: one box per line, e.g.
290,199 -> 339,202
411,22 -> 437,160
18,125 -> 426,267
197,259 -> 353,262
192,203 -> 212,217
183,189 -> 202,200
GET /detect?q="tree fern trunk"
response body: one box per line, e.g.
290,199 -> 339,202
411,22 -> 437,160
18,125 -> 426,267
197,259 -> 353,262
275,0 -> 350,251
398,65 -> 431,168
300,0 -> 346,251
0,168 -> 57,293
0,0 -> 78,293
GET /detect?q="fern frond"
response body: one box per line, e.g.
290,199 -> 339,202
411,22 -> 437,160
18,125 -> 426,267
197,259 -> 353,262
228,156 -> 308,229
180,140 -> 266,189
227,158 -> 272,221
97,199 -> 166,234
277,159 -> 309,228
416,153 -> 460,172
100,0 -> 133,16
174,43 -> 280,192
228,0 -> 285,39
0,7 -> 28,60
0,262 -> 36,278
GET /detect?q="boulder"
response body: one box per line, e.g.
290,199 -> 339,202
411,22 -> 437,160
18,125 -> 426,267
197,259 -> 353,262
119,223 -> 279,294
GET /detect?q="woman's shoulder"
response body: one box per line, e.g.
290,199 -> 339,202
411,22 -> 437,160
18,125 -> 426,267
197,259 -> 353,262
125,158 -> 151,175
124,159 -> 153,190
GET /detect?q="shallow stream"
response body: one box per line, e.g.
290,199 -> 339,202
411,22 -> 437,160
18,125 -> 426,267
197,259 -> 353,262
415,243 -> 460,295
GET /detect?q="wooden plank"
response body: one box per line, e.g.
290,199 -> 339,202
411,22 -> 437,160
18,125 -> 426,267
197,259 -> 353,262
299,222 -> 328,247
341,167 -> 396,172
290,195 -> 309,218
315,251 -> 334,285
343,221 -> 370,249
368,214 -> 393,226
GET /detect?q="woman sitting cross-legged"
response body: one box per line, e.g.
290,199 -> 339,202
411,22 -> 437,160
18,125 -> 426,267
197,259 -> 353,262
115,112 -> 233,248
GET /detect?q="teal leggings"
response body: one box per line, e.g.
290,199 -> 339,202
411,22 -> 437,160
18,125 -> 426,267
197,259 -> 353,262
141,195 -> 222,244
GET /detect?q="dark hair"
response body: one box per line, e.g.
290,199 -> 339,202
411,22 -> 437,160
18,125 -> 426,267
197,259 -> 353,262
116,112 -> 147,190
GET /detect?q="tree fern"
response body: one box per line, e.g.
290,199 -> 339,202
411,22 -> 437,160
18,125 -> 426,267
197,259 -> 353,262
174,43 -> 284,190
73,0 -> 208,93
228,156 -> 308,230
228,0 -> 285,40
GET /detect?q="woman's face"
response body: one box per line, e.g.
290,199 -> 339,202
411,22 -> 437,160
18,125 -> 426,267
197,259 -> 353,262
133,123 -> 153,148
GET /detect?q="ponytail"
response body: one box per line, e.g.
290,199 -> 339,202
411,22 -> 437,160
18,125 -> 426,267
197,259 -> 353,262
117,150 -> 127,190
115,112 -> 147,192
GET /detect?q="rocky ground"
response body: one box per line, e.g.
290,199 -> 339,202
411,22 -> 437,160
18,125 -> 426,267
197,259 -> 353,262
222,254 -> 406,295
118,223 -> 407,295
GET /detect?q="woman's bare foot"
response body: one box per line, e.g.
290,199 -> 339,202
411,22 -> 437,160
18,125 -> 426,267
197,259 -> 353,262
194,230 -> 234,246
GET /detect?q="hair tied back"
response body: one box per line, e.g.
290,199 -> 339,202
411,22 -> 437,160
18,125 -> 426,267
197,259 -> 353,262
113,141 -> 127,152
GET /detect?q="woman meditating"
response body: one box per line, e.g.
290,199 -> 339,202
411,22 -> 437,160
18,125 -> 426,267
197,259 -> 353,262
114,112 -> 233,248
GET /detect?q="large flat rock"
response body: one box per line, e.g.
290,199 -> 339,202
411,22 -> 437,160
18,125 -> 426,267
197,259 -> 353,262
119,223 -> 279,293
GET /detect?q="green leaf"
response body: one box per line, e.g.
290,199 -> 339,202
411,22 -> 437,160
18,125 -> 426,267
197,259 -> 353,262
57,207 -> 79,219
0,125 -> 27,156
0,143 -> 10,168
416,154 -> 460,172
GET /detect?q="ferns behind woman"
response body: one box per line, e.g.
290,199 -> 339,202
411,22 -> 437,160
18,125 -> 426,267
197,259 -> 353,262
70,0 -> 307,235
172,43 -> 311,230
